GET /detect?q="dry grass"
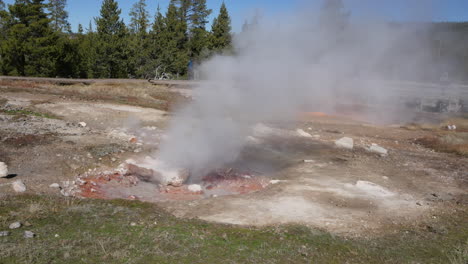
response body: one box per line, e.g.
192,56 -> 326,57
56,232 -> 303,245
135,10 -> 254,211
416,132 -> 468,157
0,80 -> 190,111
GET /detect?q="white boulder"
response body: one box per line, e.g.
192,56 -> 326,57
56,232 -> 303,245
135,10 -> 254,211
335,137 -> 354,150
0,162 -> 8,178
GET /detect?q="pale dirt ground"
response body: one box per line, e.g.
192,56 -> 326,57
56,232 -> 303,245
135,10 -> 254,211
0,88 -> 467,237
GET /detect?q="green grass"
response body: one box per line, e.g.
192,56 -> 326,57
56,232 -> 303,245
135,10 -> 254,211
0,109 -> 59,119
0,195 -> 467,264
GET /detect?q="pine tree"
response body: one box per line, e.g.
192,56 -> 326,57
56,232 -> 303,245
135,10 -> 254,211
0,0 -> 10,74
128,0 -> 150,78
95,0 -> 128,78
145,5 -> 164,78
162,0 -> 189,77
188,0 -> 211,60
87,20 -> 93,33
129,0 -> 149,35
77,23 -> 83,34
174,0 -> 191,25
48,0 -> 71,33
4,0 -> 58,76
210,2 -> 231,52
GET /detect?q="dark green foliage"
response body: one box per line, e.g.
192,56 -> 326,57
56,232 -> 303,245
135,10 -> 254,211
0,0 -> 466,82
188,0 -> 211,60
162,1 -> 189,77
2,0 -> 58,77
210,2 -> 232,53
128,0 -> 150,78
94,0 -> 128,78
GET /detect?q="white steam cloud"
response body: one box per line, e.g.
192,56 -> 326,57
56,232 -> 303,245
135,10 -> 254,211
155,1 -> 448,181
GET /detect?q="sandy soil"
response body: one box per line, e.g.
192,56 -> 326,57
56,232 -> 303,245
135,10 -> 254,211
1,87 -> 467,237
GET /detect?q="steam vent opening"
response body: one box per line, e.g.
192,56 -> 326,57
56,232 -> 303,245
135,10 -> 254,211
76,136 -> 302,202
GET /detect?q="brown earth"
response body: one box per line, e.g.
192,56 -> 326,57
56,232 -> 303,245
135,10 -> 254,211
0,79 -> 467,238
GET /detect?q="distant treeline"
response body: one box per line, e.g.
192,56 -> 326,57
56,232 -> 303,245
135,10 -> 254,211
0,0 -> 467,81
0,0 -> 232,79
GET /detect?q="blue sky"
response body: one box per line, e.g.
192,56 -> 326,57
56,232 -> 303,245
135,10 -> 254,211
3,0 -> 468,32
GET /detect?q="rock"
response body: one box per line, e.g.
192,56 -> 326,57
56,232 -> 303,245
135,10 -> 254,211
78,122 -> 87,127
369,144 -> 388,156
49,183 -> 60,188
24,231 -> 35,238
55,234 -> 59,238
130,222 -> 137,227
9,222 -> 21,229
188,184 -> 203,193
126,159 -> 189,187
296,129 -> 312,138
269,180 -> 282,184
0,231 -> 10,237
335,137 -> 354,150
303,160 -> 315,163
12,180 -> 26,193
0,162 -> 8,178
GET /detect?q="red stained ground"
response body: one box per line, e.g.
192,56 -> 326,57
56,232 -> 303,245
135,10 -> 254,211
78,168 -> 269,201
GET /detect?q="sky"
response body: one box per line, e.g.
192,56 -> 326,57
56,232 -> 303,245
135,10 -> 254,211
3,0 -> 468,32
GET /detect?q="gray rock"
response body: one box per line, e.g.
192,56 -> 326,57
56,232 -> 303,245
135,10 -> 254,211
24,231 -> 35,238
9,222 -> 21,229
335,137 -> 354,150
0,231 -> 10,237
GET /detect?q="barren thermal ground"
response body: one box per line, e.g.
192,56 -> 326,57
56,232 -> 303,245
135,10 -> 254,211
0,79 -> 467,263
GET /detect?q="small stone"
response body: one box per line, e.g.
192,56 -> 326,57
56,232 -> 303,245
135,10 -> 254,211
55,234 -> 59,238
0,231 -> 10,237
416,202 -> 422,206
78,122 -> 87,127
369,144 -> 388,156
0,162 -> 8,178
111,158 -> 117,162
269,180 -> 282,184
335,137 -> 354,150
12,180 -> 26,193
303,160 -> 315,163
130,222 -> 137,227
24,231 -> 35,238
49,183 -> 60,188
9,222 -> 21,229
